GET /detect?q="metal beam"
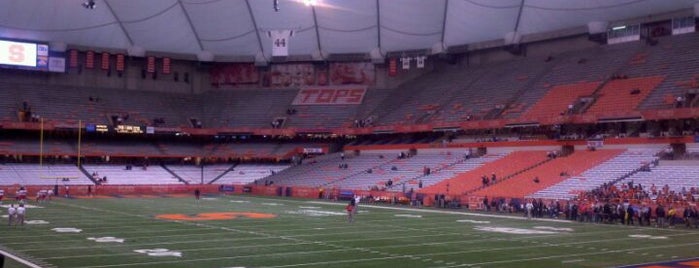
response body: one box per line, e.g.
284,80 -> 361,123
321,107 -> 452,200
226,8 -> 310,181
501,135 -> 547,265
245,0 -> 266,58
311,5 -> 322,57
177,0 -> 204,51
513,0 -> 525,32
440,0 -> 449,47
103,0 -> 134,45
376,0 -> 381,50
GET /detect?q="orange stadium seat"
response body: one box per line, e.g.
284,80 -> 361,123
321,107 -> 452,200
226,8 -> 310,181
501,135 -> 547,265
472,149 -> 624,198
420,151 -> 549,195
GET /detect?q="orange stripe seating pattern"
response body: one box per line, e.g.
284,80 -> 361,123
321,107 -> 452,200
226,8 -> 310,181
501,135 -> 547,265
419,151 -> 548,195
472,149 -> 624,198
586,76 -> 665,116
520,81 -> 600,121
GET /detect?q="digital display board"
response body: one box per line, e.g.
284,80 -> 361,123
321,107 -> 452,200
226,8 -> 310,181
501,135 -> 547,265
95,124 -> 110,133
85,124 -> 144,134
85,124 -> 110,133
0,39 -> 50,71
114,125 -> 144,134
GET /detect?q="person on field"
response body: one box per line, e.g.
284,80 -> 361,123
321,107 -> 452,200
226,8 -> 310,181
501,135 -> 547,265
7,204 -> 16,226
16,204 -> 25,226
194,188 -> 201,202
346,200 -> 355,223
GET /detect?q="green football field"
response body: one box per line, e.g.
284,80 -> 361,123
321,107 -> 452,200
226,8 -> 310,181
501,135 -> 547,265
1,195 -> 698,268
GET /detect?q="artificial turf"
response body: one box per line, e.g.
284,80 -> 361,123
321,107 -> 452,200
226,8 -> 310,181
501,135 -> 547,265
1,195 -> 698,268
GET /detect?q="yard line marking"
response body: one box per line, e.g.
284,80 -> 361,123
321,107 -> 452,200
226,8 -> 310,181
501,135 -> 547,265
45,245 -> 353,260
2,228 -> 250,245
120,239 -> 699,268
24,195 -> 696,268
0,249 -> 44,268
305,201 -> 572,223
562,259 -> 585,263
293,198 -> 699,234
65,226 -> 698,267
434,241 -> 699,267
20,240 -> 317,253
51,198 -> 413,267
73,248 -> 366,268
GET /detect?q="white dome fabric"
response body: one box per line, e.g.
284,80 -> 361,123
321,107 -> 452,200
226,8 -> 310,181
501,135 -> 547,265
0,0 -> 694,60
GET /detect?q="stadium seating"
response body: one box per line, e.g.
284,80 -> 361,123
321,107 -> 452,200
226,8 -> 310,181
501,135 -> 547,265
585,76 -> 665,117
370,69 -> 485,125
3,34 -> 699,130
265,152 -> 396,187
166,164 -> 233,184
80,141 -> 162,157
200,89 -> 296,128
503,40 -> 643,119
166,163 -> 289,185
627,33 -> 699,110
390,153 -> 505,192
472,149 -> 623,198
327,150 -> 469,190
434,59 -> 553,122
518,81 -> 599,122
83,165 -> 183,185
0,164 -> 88,185
619,160 -> 699,195
420,151 -> 549,195
527,147 -> 662,200
214,164 -> 290,185
0,139 -> 74,156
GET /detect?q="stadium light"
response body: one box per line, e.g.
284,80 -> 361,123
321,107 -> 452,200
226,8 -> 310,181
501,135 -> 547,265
612,25 -> 626,31
304,0 -> 317,6
82,0 -> 96,9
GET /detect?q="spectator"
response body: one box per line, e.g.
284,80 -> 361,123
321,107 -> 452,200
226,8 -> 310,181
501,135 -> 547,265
676,96 -> 685,108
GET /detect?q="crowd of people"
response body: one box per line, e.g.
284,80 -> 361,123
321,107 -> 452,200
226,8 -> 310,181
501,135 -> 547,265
482,195 -> 698,228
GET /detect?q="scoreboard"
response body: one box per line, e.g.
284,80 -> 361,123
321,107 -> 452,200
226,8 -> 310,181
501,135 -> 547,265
85,124 -> 147,134
0,39 -> 49,70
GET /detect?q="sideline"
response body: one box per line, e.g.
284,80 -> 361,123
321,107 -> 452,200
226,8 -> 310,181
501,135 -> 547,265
0,248 -> 43,268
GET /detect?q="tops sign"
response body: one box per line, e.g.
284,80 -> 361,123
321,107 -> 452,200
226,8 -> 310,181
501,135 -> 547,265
292,87 -> 366,105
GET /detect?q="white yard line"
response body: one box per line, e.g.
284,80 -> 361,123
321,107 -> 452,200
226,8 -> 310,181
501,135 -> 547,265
435,241 -> 699,267
74,248 -> 356,268
0,248 -> 44,268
